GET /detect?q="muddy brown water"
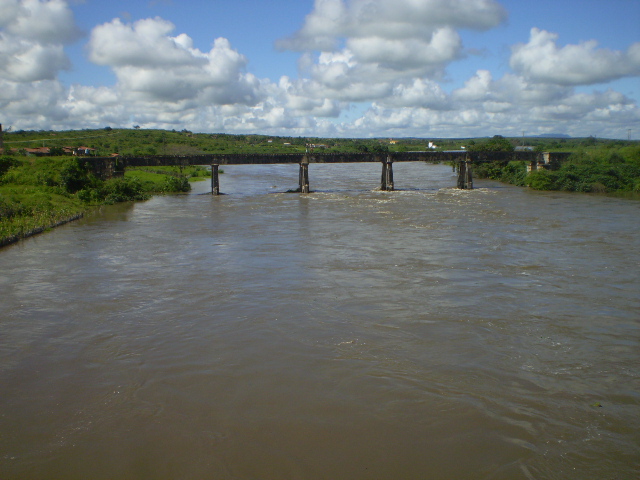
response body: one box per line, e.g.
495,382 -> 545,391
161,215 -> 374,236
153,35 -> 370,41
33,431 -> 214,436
1,163 -> 639,479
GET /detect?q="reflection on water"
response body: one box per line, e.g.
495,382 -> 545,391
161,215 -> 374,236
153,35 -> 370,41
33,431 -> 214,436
1,164 -> 639,479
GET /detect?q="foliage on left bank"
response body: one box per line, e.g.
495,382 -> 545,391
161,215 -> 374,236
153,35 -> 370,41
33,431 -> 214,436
0,155 -> 197,247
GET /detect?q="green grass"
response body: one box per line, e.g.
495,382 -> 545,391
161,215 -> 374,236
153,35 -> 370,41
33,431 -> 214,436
0,185 -> 85,246
5,126 -> 637,158
126,165 -> 213,184
0,155 -> 206,247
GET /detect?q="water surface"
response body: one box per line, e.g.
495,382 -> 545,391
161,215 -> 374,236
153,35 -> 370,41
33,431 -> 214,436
1,163 -> 639,479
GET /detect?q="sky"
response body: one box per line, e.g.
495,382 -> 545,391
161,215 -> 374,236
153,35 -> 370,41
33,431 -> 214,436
1,0 -> 639,138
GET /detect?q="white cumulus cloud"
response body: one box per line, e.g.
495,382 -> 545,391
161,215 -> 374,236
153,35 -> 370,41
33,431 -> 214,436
278,0 -> 506,51
510,28 -> 640,86
0,0 -> 638,140
1,0 -> 81,44
87,17 -> 263,105
273,0 -> 506,108
0,0 -> 80,82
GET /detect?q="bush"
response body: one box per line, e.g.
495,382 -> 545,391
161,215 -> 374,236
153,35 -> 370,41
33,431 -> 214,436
0,156 -> 20,178
77,187 -> 102,204
60,158 -> 91,193
163,175 -> 191,193
99,177 -> 150,204
468,135 -> 514,152
526,170 -> 556,190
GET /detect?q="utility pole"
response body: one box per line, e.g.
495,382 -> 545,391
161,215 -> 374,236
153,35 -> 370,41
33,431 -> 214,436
629,129 -> 632,141
0,123 -> 3,152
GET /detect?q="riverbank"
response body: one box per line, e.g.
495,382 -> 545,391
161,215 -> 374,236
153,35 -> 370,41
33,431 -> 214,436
0,212 -> 84,248
473,145 -> 640,194
0,155 -> 212,248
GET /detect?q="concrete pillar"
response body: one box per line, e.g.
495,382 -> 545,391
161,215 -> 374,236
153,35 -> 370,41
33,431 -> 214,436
299,155 -> 310,193
457,160 -> 473,189
381,155 -> 394,191
211,164 -> 220,195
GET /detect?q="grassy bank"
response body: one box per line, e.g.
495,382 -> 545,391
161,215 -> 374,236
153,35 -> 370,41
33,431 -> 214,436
0,155 -> 210,247
473,145 -> 640,195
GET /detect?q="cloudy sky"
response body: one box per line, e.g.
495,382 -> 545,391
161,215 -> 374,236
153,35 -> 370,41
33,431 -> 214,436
1,0 -> 639,138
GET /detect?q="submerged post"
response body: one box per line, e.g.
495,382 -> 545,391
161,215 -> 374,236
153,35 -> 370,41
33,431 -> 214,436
299,155 -> 310,193
380,156 -> 394,191
211,164 -> 220,195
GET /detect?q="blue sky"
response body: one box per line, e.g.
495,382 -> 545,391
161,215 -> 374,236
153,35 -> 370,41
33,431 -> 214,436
2,0 -> 639,138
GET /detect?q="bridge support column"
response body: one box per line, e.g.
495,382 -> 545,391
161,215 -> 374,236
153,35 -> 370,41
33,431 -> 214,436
457,161 -> 473,189
299,156 -> 310,193
211,164 -> 220,195
381,156 -> 394,191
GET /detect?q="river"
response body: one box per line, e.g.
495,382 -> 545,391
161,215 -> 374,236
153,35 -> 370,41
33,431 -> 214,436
1,163 -> 639,479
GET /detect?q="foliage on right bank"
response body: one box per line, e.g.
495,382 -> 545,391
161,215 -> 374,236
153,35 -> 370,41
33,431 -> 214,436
474,145 -> 640,194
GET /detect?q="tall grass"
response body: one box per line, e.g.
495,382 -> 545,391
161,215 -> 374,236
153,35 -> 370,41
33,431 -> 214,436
0,156 -> 203,247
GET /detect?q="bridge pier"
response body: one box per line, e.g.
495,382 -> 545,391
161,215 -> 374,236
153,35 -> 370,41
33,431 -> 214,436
381,156 -> 394,191
457,160 -> 473,189
299,156 -> 310,193
211,164 -> 220,195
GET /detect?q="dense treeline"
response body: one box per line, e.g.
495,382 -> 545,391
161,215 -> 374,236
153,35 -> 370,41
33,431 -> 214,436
3,127 -> 403,156
2,127 -> 635,156
473,144 -> 640,194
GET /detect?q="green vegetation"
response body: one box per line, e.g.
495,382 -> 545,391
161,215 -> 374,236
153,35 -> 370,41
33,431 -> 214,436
473,160 -> 529,187
0,154 -> 207,246
0,184 -> 85,247
3,126 -> 635,156
467,135 -> 515,152
473,144 -> 640,194
2,126 -> 435,155
525,146 -> 640,194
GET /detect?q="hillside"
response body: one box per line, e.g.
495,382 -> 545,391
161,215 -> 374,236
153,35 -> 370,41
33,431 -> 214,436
2,127 -> 634,157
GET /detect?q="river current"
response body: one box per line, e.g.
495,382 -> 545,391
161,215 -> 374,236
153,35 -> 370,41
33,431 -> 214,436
1,163 -> 639,479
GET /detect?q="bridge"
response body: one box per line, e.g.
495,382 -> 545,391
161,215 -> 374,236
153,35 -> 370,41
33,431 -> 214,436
82,151 -> 570,194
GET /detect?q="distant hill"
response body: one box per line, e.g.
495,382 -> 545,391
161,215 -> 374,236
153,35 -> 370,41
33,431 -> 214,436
536,133 -> 571,138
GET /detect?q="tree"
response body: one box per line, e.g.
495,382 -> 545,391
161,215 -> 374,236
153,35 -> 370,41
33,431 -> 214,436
469,135 -> 514,152
60,158 -> 91,193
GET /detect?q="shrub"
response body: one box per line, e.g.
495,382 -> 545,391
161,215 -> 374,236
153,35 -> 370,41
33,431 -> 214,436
163,175 -> 191,193
99,177 -> 150,204
0,156 -> 20,178
60,158 -> 91,193
526,170 -> 556,190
